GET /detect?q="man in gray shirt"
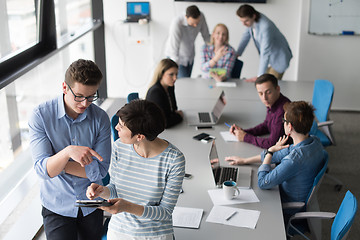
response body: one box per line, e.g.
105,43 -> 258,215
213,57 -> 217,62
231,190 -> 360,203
165,5 -> 210,78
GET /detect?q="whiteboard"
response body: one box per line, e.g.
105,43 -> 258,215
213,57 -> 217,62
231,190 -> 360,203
309,0 -> 360,35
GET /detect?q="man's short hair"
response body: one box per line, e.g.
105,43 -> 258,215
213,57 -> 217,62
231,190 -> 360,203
65,59 -> 103,87
255,73 -> 278,88
236,4 -> 260,21
186,5 -> 201,19
116,99 -> 166,141
283,101 -> 315,135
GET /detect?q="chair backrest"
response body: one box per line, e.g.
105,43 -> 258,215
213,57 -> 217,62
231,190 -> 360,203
127,92 -> 139,103
110,114 -> 119,142
312,80 -> 334,123
304,150 -> 329,240
305,150 -> 329,208
331,191 -> 358,240
230,59 -> 243,79
110,92 -> 139,142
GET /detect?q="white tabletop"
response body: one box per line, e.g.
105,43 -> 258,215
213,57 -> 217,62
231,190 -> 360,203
159,83 -> 293,239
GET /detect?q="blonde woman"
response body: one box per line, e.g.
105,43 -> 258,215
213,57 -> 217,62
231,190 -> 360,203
146,58 -> 183,128
201,23 -> 236,81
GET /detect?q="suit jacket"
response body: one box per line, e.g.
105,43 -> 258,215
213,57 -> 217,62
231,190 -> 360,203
237,13 -> 292,76
146,81 -> 183,128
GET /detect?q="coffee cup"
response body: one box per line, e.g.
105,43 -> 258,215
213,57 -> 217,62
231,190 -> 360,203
223,180 -> 240,200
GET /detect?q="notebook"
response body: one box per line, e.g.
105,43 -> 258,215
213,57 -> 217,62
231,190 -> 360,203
209,140 -> 252,188
125,2 -> 151,23
186,91 -> 226,126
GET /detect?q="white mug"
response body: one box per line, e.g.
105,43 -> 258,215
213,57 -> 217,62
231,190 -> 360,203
223,180 -> 240,200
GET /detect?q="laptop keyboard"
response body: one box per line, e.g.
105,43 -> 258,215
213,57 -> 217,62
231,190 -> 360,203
198,112 -> 211,123
213,167 -> 238,186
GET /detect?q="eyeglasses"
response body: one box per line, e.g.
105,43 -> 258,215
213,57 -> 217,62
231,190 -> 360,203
282,117 -> 291,124
66,82 -> 99,102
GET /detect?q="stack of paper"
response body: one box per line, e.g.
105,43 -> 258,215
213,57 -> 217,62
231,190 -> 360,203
216,82 -> 237,87
220,131 -> 238,142
172,206 -> 204,229
206,205 -> 260,229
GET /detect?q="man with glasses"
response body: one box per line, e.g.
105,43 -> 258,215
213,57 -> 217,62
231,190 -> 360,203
228,73 -> 290,149
29,59 -> 111,240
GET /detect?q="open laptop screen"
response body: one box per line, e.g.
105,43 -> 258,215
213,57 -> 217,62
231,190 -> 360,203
127,2 -> 150,18
209,140 -> 220,169
212,91 -> 226,122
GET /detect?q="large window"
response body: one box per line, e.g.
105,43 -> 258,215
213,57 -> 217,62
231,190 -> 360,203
0,0 -> 106,228
0,0 -> 38,61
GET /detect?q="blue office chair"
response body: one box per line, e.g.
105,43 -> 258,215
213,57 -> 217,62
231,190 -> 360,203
309,80 -> 342,191
110,114 -> 119,142
110,92 -> 139,142
283,150 -> 329,240
127,92 -> 139,103
310,79 -> 335,146
287,190 -> 358,240
230,59 -> 243,79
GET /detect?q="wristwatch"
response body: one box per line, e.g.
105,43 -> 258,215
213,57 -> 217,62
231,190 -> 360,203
264,149 -> 273,157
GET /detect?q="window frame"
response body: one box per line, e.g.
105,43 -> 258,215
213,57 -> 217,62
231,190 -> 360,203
0,0 -> 107,98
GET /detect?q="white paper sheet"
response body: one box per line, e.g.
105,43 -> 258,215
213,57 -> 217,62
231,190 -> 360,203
206,205 -> 260,229
220,131 -> 239,142
207,188 -> 260,205
172,206 -> 204,229
216,82 -> 237,87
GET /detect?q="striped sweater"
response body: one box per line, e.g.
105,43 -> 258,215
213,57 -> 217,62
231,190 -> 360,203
107,140 -> 185,237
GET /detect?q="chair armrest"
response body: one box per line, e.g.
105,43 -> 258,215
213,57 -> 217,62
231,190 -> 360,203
317,120 -> 334,127
287,211 -> 336,239
291,211 -> 336,221
282,202 -> 305,209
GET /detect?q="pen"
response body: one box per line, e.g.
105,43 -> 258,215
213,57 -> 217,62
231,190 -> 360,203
224,122 -> 231,128
226,211 -> 238,221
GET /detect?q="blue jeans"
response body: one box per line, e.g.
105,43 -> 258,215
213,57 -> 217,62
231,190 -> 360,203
178,62 -> 193,78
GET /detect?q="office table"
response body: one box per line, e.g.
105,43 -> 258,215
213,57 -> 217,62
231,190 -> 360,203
174,77 -> 313,102
159,99 -> 287,239
107,78 -> 315,239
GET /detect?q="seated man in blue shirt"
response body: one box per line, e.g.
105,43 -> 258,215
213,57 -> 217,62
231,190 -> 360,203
226,101 -> 325,208
29,59 -> 111,240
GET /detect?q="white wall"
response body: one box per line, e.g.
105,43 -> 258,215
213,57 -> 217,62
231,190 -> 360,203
103,0 -> 359,111
103,0 -> 300,97
298,0 -> 360,111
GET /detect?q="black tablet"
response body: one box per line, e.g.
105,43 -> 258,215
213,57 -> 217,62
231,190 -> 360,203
75,200 -> 113,208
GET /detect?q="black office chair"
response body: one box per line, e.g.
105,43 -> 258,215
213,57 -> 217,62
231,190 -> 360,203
230,59 -> 243,79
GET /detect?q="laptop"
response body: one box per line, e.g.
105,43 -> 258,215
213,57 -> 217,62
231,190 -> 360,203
125,2 -> 151,23
186,91 -> 226,126
209,140 -> 252,188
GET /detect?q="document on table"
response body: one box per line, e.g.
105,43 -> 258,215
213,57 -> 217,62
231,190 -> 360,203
207,188 -> 259,205
206,205 -> 260,229
172,206 -> 204,229
220,131 -> 238,142
216,82 -> 237,87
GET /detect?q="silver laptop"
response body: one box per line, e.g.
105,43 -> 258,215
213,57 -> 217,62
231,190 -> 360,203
209,140 -> 252,189
187,91 -> 226,126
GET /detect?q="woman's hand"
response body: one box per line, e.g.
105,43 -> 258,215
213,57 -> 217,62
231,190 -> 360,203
210,71 -> 226,82
214,45 -> 228,61
86,183 -> 104,200
268,135 -> 290,153
99,198 -> 144,217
